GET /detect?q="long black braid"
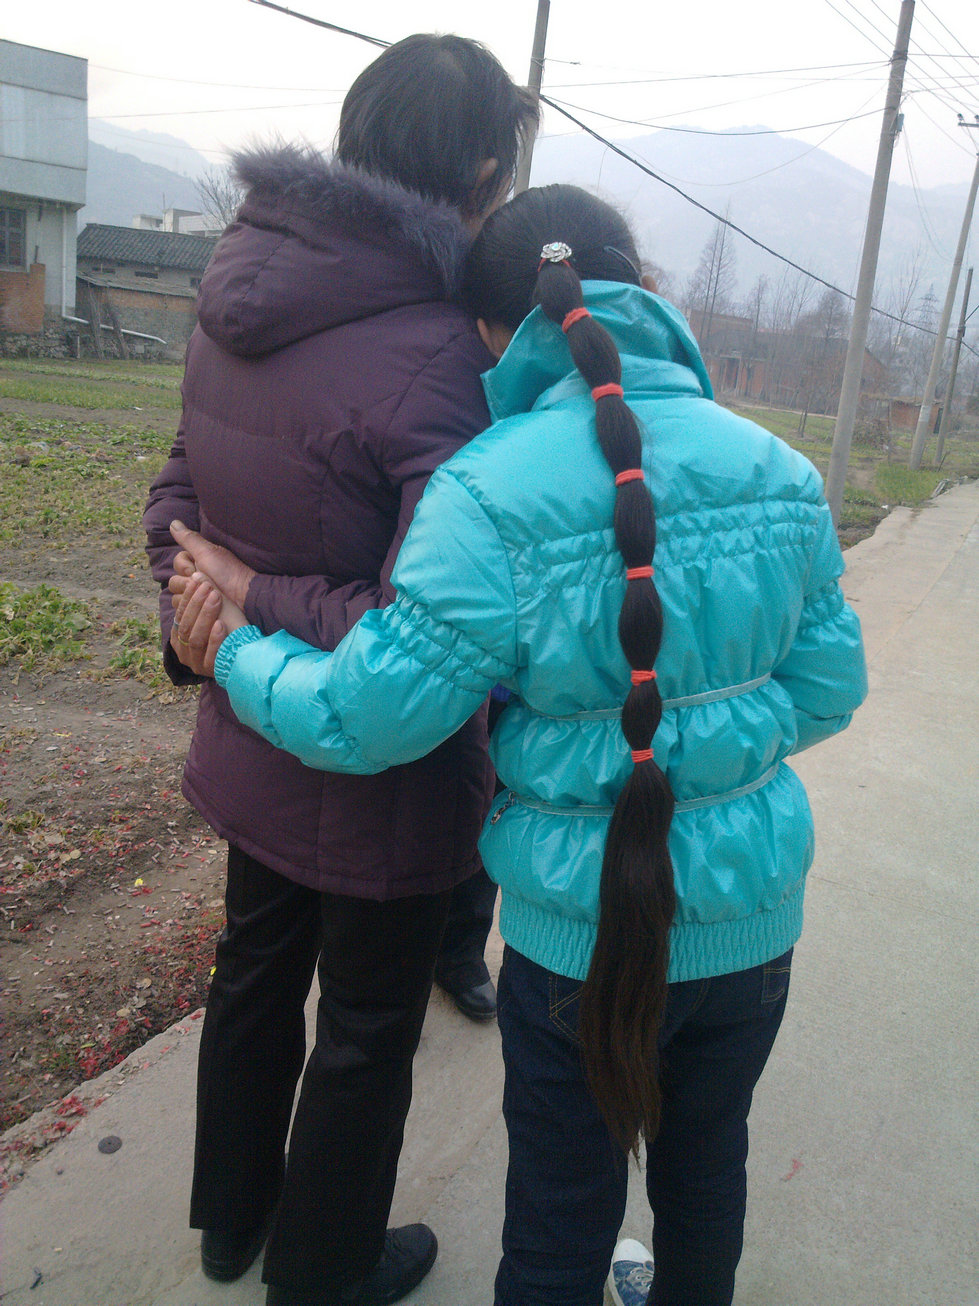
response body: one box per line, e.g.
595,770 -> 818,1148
464,185 -> 676,1154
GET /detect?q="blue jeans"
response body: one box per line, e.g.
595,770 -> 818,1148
494,944 -> 793,1306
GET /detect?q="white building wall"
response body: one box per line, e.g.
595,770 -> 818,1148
0,40 -> 86,316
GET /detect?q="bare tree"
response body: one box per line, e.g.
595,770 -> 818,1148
759,268 -> 815,406
684,214 -> 739,352
869,249 -> 924,397
644,259 -> 678,304
195,166 -> 246,231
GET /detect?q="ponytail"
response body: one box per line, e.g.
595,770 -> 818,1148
538,252 -> 676,1158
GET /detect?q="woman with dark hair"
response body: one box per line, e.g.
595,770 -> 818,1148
170,183 -> 867,1306
143,34 -> 536,1306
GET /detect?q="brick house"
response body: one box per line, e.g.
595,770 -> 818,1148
75,224 -> 217,357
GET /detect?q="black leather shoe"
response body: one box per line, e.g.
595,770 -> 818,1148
265,1224 -> 438,1305
201,1224 -> 268,1282
445,977 -> 497,1022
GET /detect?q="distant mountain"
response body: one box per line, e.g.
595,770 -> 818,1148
79,142 -> 205,229
530,127 -> 971,305
81,120 -> 972,310
80,123 -> 224,231
88,122 -> 214,183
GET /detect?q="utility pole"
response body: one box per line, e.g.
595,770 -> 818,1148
909,124 -> 979,469
513,0 -> 551,194
825,0 -> 914,526
934,265 -> 973,467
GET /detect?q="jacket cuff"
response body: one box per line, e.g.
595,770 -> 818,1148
214,625 -> 264,688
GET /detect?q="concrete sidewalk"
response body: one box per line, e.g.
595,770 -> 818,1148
2,483 -> 977,1306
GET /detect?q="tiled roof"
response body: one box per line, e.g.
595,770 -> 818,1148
76,224 -> 217,272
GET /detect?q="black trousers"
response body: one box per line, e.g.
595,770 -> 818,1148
435,861 -> 498,992
190,845 -> 454,1293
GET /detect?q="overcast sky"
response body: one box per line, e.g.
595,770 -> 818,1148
6,0 -> 979,191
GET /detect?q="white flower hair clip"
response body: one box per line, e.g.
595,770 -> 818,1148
538,241 -> 573,269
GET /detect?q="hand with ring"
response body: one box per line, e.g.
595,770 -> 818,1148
169,570 -> 247,677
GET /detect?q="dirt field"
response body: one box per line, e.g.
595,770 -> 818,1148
0,366 -> 225,1187
1,358 -> 975,1191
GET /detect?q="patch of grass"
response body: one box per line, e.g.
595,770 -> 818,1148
840,486 -> 885,529
96,617 -> 169,688
0,414 -> 173,546
0,582 -> 92,673
875,464 -> 943,506
727,405 -> 835,446
0,359 -> 181,410
0,359 -> 181,391
4,809 -> 45,834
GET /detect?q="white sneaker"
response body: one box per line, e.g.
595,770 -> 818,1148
606,1237 -> 654,1306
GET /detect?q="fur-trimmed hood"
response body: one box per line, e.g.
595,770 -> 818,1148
197,144 -> 473,357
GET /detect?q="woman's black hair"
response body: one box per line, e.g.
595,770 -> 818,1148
464,185 -> 677,1157
336,34 -> 539,218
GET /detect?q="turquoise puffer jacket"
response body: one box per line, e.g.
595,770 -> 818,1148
216,283 -> 867,983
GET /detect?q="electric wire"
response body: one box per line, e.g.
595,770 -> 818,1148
94,99 -> 345,121
822,0 -> 962,117
918,1 -> 979,69
246,0 -> 386,47
91,63 -> 349,93
536,57 -> 888,80
538,92 -> 965,346
870,0 -> 979,111
820,0 -> 976,153
94,0 -> 971,355
540,98 -> 886,137
901,128 -> 951,260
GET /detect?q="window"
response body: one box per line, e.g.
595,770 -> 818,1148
0,207 -> 26,268
134,268 -> 160,279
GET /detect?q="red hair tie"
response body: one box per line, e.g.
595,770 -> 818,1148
615,468 -> 644,486
626,565 -> 654,580
631,748 -> 654,765
562,307 -> 591,332
631,669 -> 657,684
592,383 -> 624,401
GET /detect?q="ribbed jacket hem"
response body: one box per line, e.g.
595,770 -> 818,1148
499,879 -> 806,984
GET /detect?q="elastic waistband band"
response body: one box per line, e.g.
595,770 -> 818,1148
530,673 -> 773,723
511,762 -> 782,818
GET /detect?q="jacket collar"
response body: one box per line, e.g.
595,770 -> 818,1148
482,283 -> 713,423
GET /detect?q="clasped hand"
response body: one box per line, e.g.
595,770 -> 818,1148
168,521 -> 249,677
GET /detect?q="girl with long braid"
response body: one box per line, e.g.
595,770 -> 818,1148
169,184 -> 866,1306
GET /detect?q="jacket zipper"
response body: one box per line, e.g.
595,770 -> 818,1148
489,792 -> 517,825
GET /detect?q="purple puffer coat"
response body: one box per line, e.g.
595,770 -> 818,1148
143,147 -> 495,898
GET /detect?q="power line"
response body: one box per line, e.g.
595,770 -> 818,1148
542,61 -> 890,90
91,62 -> 349,93
900,127 -> 950,259
94,99 -> 344,121
881,0 -> 979,112
246,0 -> 387,47
917,1 -> 979,68
541,97 -> 886,137
538,92 -> 959,341
823,0 -> 976,121
538,56 -> 888,79
544,68 -> 889,128
236,0 -> 977,354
